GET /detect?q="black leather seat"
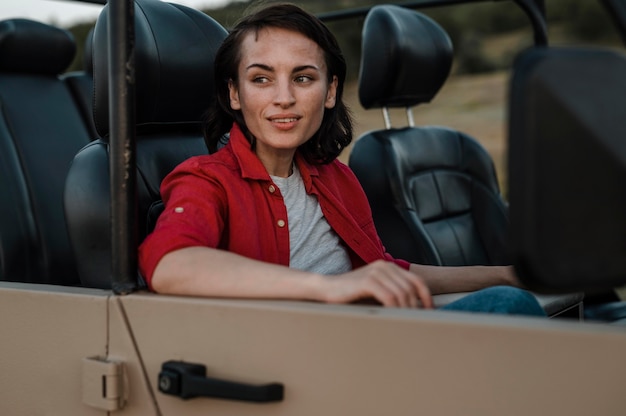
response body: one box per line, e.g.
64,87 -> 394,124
64,0 -> 228,289
0,18 -> 93,285
349,5 -> 509,267
348,5 -> 583,317
62,28 -> 97,139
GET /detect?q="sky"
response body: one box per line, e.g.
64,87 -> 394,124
0,0 -> 232,27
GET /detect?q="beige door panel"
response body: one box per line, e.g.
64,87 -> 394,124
107,295 -> 167,414
118,292 -> 626,416
0,283 -> 109,415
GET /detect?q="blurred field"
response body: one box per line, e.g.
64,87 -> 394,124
341,70 -> 509,194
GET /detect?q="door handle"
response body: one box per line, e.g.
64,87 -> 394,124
158,360 -> 284,403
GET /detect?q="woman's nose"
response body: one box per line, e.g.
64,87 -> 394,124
273,80 -> 296,107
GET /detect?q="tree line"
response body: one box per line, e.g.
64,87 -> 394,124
65,0 -> 621,77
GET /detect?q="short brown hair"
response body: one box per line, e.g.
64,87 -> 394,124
203,3 -> 353,164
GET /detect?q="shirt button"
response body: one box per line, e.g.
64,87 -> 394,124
268,185 -> 276,193
277,219 -> 286,228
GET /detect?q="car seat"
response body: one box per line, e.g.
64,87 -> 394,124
349,5 -> 509,267
0,18 -> 93,285
64,0 -> 228,288
62,28 -> 97,139
508,46 -> 626,321
348,5 -> 583,317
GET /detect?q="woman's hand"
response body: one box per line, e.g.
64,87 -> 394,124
322,260 -> 433,308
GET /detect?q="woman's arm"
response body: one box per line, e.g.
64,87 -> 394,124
409,263 -> 520,295
152,247 -> 433,308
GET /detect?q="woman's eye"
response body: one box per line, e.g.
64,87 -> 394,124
252,76 -> 269,84
295,75 -> 313,83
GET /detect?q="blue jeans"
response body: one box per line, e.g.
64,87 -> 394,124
440,286 -> 546,317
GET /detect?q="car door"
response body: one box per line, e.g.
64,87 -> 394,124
116,292 -> 626,415
0,283 -> 110,415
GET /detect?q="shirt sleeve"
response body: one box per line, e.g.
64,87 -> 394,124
138,158 -> 227,289
385,253 -> 411,270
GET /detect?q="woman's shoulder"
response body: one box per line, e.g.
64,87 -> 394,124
160,147 -> 244,200
172,146 -> 239,178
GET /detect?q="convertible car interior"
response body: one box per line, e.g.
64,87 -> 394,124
0,0 -> 589,317
2,2 -> 626,415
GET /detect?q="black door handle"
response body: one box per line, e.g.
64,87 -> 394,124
158,360 -> 284,403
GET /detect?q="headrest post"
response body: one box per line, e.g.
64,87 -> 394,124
382,107 -> 392,130
406,107 -> 415,127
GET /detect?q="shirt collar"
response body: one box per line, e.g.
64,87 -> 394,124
229,123 -> 319,185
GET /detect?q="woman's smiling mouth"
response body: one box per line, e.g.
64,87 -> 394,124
269,115 -> 301,130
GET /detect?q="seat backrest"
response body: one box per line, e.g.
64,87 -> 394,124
64,0 -> 228,288
509,46 -> 626,292
62,28 -> 97,139
0,18 -> 93,285
348,5 -> 509,266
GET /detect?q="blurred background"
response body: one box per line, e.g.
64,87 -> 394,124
1,0 -> 622,193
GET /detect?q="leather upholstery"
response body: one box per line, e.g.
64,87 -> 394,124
351,5 -> 585,317
349,5 -> 510,266
62,28 -> 97,138
64,0 -> 227,288
0,19 -> 91,284
358,5 -> 452,109
92,0 -> 225,137
0,19 -> 76,74
350,127 -> 509,266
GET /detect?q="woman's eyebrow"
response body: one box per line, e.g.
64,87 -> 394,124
246,63 -> 273,71
244,63 -> 320,73
293,65 -> 320,73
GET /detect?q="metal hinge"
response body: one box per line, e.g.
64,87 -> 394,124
82,357 -> 128,411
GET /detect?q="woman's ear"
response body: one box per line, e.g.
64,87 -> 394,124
228,79 -> 241,110
325,76 -> 338,109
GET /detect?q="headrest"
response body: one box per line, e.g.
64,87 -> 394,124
358,5 -> 453,109
93,0 -> 228,137
0,19 -> 76,75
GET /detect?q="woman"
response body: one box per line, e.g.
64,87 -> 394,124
138,3 -> 544,316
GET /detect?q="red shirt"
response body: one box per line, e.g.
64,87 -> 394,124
138,124 -> 408,289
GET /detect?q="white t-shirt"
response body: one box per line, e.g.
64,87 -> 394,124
270,165 -> 352,275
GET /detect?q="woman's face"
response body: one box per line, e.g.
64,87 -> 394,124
228,26 -> 338,161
